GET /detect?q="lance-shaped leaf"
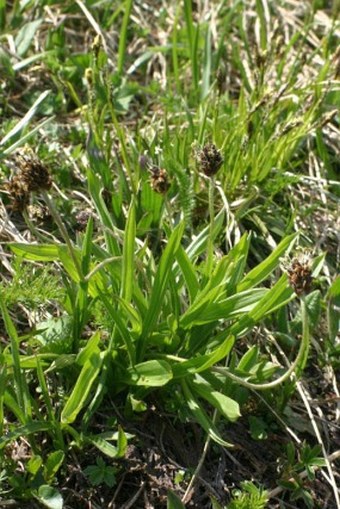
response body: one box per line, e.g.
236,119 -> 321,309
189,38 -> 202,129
61,350 -> 102,424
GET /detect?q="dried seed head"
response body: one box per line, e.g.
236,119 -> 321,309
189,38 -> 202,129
28,204 -> 50,220
75,208 -> 94,231
196,143 -> 223,177
285,253 -> 313,296
6,177 -> 30,212
5,151 -> 52,212
150,166 -> 170,194
19,153 -> 52,192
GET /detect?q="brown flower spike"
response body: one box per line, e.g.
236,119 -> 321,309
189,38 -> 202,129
75,209 -> 94,231
197,143 -> 223,177
6,152 -> 52,212
6,177 -> 30,212
150,166 -> 170,194
19,153 -> 52,192
287,257 -> 313,296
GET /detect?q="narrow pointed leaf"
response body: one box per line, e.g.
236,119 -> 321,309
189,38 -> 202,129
181,380 -> 233,447
191,379 -> 241,422
171,335 -> 235,378
141,221 -> 185,344
237,233 -> 297,292
121,199 -> 136,303
167,490 -> 186,509
61,351 -> 102,424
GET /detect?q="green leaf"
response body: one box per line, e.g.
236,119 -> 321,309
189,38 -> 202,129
186,210 -> 224,261
86,169 -> 119,256
237,233 -> 297,292
81,216 -> 94,275
210,497 -> 223,509
248,416 -> 268,440
181,289 -> 267,328
35,316 -> 73,354
0,47 -> 14,77
311,252 -> 326,278
117,426 -> 128,458
175,246 -> 199,303
167,490 -> 186,509
15,19 -> 42,56
8,243 -> 59,261
171,335 -> 235,378
44,451 -> 65,482
139,222 -> 185,357
37,485 -> 63,509
328,276 -> 340,298
328,276 -> 340,343
230,274 -> 293,337
201,24 -> 212,99
45,354 -> 76,373
99,291 -> 135,366
237,346 -> 259,372
13,51 -> 53,71
117,0 -> 133,75
27,455 -> 43,475
305,290 -> 321,328
121,198 -> 136,303
87,435 -> 119,458
0,364 -> 6,436
0,297 -> 30,419
76,331 -> 101,366
181,380 -> 233,447
191,378 -> 241,422
0,90 -> 51,147
57,245 -> 81,283
83,456 -> 116,487
0,422 -> 53,450
61,351 -> 102,424
123,360 -> 173,387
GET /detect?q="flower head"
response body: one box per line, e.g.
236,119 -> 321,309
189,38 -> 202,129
283,251 -> 313,296
150,166 -> 170,194
196,143 -> 223,177
18,153 -> 52,192
6,177 -> 30,212
5,150 -> 52,213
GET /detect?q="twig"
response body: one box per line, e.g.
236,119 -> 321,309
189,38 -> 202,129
121,482 -> 145,509
182,434 -> 211,504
